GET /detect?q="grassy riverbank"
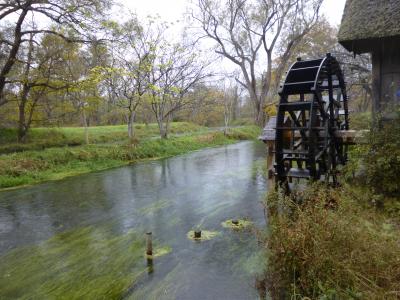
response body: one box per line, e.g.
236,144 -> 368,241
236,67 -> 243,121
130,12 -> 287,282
0,124 -> 260,190
263,115 -> 400,299
264,184 -> 400,299
0,122 -> 205,154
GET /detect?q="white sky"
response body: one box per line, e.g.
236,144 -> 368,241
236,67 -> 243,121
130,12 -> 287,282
1,0 -> 347,84
119,0 -> 346,27
116,0 -> 346,77
320,0 -> 347,26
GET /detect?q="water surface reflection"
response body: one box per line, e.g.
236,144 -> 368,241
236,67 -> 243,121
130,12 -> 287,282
0,141 -> 267,299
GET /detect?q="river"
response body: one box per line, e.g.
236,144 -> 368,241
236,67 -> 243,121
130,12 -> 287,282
0,141 -> 268,299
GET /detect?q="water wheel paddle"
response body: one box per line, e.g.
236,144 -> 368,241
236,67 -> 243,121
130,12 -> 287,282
275,53 -> 349,191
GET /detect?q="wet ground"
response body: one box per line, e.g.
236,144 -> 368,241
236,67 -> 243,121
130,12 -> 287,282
0,141 -> 268,299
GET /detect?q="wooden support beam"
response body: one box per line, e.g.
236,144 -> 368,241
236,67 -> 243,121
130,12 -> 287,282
289,130 -> 369,144
334,130 -> 369,144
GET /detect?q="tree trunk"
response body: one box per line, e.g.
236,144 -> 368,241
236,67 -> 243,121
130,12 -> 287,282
0,8 -> 29,106
224,93 -> 232,135
159,122 -> 168,139
224,115 -> 229,135
243,77 -> 262,126
257,52 -> 273,127
165,120 -> 170,139
17,35 -> 34,143
362,83 -> 372,112
17,94 -> 37,143
232,86 -> 238,121
17,81 -> 31,143
82,109 -> 89,144
17,100 -> 27,143
128,110 -> 135,139
157,115 -> 169,139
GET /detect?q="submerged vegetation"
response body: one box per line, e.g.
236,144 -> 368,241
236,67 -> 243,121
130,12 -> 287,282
0,141 -> 267,300
187,230 -> 220,241
0,124 -> 260,190
221,219 -> 253,230
0,226 -> 170,299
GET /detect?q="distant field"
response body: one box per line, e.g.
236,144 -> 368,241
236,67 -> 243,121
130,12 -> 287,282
0,122 -> 206,154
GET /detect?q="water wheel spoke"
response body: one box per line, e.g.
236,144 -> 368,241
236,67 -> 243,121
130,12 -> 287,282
275,53 -> 349,192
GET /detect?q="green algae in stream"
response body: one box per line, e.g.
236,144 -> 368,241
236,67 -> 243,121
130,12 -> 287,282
187,230 -> 220,241
233,250 -> 266,276
128,263 -> 186,300
0,226 -> 169,299
251,158 -> 268,179
145,246 -> 172,260
138,198 -> 173,215
221,219 -> 253,230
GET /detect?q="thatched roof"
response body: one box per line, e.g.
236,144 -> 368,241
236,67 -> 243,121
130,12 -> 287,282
338,0 -> 400,53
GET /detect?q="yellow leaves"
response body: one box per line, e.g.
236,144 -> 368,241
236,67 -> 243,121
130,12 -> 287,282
264,102 -> 277,117
71,67 -> 106,92
148,84 -> 161,93
170,86 -> 181,94
100,20 -> 120,31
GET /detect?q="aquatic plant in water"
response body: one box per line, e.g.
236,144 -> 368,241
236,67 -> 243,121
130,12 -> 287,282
221,219 -> 252,230
0,225 -> 170,299
186,230 -> 220,241
145,246 -> 172,260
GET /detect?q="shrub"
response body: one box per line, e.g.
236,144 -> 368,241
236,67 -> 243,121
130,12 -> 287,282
226,126 -> 260,140
230,118 -> 255,126
362,113 -> 400,197
265,184 -> 400,299
350,112 -> 372,130
196,133 -> 218,143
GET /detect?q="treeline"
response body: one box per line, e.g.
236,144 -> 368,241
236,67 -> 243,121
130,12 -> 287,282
0,0 -> 373,142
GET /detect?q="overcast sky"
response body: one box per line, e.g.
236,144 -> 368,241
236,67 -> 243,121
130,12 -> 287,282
119,0 -> 347,26
115,0 -> 347,76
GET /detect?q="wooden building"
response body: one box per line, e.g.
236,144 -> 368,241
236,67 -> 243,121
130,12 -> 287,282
338,0 -> 400,116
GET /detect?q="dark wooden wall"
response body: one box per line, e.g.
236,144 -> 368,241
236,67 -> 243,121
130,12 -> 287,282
371,38 -> 400,116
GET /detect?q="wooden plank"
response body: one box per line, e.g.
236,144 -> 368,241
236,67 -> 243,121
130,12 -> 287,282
334,130 -> 369,144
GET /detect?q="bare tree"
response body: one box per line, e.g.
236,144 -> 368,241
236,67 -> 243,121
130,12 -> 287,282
335,49 -> 372,112
223,83 -> 235,134
0,0 -> 112,107
149,42 -> 211,138
181,84 -> 224,125
192,0 -> 322,126
104,17 -> 162,139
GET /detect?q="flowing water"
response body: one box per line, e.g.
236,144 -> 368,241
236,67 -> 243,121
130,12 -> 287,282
0,141 -> 268,300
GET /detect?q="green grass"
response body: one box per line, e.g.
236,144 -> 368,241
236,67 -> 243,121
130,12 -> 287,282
0,122 -> 206,154
0,125 -> 260,190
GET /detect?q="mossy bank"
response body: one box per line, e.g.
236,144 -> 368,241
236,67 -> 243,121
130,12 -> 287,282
0,125 -> 260,190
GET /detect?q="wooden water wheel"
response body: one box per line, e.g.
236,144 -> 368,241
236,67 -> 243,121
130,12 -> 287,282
275,53 -> 349,189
